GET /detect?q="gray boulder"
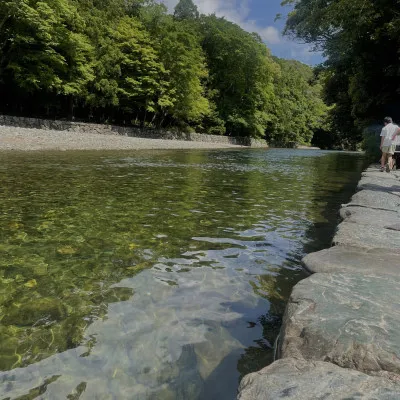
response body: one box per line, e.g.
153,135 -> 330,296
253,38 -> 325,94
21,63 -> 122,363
237,358 -> 400,400
279,273 -> 400,375
332,221 -> 400,250
302,246 -> 400,275
361,167 -> 400,181
345,190 -> 400,212
339,206 -> 400,228
357,175 -> 400,194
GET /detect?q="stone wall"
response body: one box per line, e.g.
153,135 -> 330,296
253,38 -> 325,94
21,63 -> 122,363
238,165 -> 400,399
0,115 -> 267,148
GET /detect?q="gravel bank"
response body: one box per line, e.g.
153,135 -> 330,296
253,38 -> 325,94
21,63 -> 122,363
0,125 -> 245,151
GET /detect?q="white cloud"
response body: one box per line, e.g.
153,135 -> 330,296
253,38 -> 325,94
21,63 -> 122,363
251,25 -> 281,44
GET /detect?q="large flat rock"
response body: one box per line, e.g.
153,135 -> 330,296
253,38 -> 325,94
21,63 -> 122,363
339,206 -> 400,229
345,189 -> 400,212
362,167 -> 400,180
332,221 -> 400,250
302,246 -> 400,275
357,174 -> 400,194
237,358 -> 400,400
279,273 -> 400,375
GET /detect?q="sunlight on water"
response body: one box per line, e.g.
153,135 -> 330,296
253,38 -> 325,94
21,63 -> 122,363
0,149 -> 365,399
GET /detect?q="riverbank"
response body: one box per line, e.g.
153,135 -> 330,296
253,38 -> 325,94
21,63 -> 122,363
0,125 -> 248,151
0,124 -> 249,151
0,115 -> 269,150
238,164 -> 400,399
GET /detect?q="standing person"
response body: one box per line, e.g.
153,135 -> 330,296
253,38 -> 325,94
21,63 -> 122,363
380,116 -> 398,172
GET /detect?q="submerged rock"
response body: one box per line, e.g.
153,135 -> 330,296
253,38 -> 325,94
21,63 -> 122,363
279,273 -> 400,375
237,358 -> 400,400
2,297 -> 67,326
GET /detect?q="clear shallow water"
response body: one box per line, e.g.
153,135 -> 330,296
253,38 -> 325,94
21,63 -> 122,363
0,149 -> 365,399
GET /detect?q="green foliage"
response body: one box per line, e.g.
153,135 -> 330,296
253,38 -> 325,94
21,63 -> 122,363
105,16 -> 166,114
141,7 -> 209,124
267,58 -> 329,146
0,0 -> 328,142
0,0 -> 94,96
173,0 -> 199,21
200,16 -> 277,138
362,125 -> 382,162
283,0 -> 400,149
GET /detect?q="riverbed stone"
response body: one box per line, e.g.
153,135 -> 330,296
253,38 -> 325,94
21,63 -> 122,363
279,273 -> 400,375
2,297 -> 67,326
332,221 -> 400,250
302,246 -> 400,275
344,190 -> 400,212
237,358 -> 400,400
339,206 -> 400,228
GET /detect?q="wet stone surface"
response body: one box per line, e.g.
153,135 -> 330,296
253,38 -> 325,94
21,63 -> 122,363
332,221 -> 400,250
238,358 -> 400,400
344,189 -> 400,212
279,273 -> 400,375
302,246 -> 400,276
339,205 -> 400,228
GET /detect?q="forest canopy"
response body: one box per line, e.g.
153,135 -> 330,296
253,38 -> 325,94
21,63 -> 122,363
0,0 -> 330,145
283,0 -> 400,149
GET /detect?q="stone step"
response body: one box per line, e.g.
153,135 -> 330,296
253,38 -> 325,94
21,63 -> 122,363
279,273 -> 400,375
344,189 -> 400,212
332,221 -> 400,250
238,358 -> 400,400
340,205 -> 400,229
302,246 -> 400,276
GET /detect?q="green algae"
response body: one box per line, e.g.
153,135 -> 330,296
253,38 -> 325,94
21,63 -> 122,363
0,149 -> 366,375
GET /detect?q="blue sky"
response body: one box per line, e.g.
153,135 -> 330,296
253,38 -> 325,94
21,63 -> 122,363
161,0 -> 324,65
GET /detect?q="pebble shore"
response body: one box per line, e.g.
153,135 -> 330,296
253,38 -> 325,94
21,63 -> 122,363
0,125 -> 245,151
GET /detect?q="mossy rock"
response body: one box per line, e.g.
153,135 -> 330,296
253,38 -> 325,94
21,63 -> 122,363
2,297 -> 67,326
91,287 -> 133,304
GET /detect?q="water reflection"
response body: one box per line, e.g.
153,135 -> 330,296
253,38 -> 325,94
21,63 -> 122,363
0,149 -> 365,399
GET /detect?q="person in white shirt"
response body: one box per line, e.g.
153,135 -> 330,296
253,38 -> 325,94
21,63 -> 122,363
380,116 -> 398,172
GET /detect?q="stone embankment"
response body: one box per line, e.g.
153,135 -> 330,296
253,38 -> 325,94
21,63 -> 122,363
238,165 -> 400,399
0,115 -> 267,150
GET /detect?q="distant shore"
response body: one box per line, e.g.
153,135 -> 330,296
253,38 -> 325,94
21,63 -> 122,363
0,124 -> 246,151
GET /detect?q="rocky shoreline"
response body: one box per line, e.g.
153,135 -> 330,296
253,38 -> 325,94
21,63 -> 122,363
0,115 -> 267,151
238,165 -> 400,399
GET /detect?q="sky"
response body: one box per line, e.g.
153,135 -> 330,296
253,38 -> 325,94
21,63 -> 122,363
160,0 -> 324,65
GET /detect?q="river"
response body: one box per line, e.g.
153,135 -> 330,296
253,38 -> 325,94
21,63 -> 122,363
0,148 -> 365,399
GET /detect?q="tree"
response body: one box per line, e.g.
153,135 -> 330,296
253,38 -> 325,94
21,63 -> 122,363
267,58 -> 328,146
174,0 -> 199,21
283,0 -> 400,148
140,6 -> 209,126
0,0 -> 94,112
200,15 -> 277,138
